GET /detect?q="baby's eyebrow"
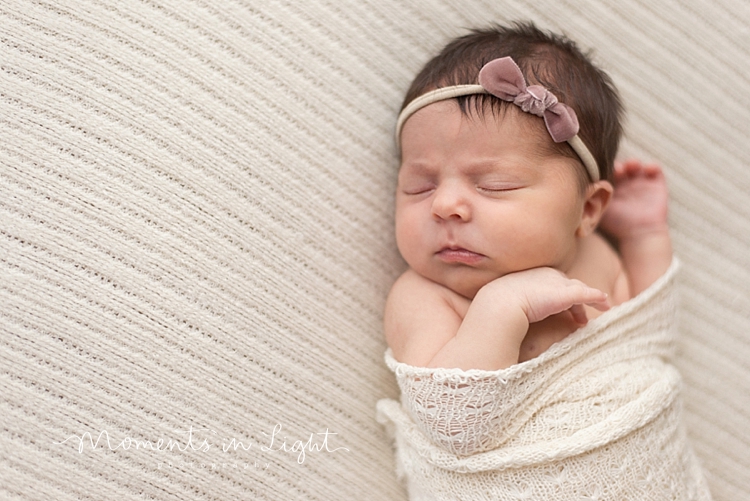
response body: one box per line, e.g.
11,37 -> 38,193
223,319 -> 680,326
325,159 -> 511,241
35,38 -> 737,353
399,160 -> 434,175
462,158 -> 525,175
463,159 -> 503,172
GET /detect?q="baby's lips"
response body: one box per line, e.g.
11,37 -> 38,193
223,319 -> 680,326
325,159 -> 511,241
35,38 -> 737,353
436,247 -> 485,265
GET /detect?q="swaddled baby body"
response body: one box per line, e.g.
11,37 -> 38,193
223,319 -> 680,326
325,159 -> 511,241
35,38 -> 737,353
377,22 -> 711,501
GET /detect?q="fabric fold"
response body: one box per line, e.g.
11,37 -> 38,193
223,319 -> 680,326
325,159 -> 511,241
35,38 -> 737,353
376,259 -> 712,500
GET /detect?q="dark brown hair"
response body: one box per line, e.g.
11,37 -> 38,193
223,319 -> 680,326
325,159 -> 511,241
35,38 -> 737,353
402,22 -> 623,183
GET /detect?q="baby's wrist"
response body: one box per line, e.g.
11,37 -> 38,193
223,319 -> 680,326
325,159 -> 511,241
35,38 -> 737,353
608,222 -> 670,246
473,282 -> 530,336
617,227 -> 673,263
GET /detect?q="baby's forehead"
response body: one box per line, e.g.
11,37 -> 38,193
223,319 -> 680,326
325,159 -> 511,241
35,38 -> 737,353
401,102 -> 569,161
466,101 -> 557,143
399,102 -> 588,190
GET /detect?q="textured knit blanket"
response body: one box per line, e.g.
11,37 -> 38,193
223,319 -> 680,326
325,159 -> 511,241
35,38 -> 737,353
4,1 -> 749,499
377,260 -> 712,500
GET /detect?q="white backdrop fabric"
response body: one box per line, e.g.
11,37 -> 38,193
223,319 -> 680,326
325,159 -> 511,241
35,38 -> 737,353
2,1 -> 749,499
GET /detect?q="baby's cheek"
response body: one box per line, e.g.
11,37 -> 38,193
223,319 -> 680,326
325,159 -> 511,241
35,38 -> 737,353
395,207 -> 423,240
394,222 -> 420,264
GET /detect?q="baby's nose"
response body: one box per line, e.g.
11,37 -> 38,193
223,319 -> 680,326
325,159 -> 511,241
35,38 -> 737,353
431,183 -> 471,221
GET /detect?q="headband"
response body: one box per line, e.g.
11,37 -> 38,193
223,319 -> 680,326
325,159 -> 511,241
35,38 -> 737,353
395,57 -> 600,182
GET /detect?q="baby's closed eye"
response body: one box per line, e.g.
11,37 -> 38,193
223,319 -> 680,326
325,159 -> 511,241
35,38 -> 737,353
477,184 -> 522,192
397,166 -> 436,195
476,181 -> 526,194
401,182 -> 435,195
472,170 -> 527,194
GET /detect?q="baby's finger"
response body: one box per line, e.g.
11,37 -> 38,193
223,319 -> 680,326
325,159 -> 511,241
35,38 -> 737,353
622,159 -> 644,176
587,295 -> 611,311
567,283 -> 610,312
612,161 -> 627,180
569,304 -> 589,325
642,162 -> 663,178
567,280 -> 608,301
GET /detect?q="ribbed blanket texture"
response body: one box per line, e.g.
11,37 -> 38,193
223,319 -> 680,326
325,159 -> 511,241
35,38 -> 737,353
2,0 -> 749,499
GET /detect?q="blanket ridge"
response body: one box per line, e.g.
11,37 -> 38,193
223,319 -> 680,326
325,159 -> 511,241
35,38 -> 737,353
377,259 -> 713,500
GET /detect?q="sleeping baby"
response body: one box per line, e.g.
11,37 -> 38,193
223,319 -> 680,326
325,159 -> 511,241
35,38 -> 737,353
376,22 -> 712,501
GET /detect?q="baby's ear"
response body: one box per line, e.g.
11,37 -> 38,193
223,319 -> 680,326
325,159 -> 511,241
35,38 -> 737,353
577,180 -> 614,237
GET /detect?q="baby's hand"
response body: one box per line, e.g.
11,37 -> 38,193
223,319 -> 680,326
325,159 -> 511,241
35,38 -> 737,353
599,159 -> 669,242
483,267 -> 610,326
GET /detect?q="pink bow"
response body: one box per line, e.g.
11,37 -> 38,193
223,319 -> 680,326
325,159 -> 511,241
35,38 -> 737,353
478,57 -> 579,143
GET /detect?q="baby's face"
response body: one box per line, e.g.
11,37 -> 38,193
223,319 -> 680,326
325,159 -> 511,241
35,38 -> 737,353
396,101 -> 587,299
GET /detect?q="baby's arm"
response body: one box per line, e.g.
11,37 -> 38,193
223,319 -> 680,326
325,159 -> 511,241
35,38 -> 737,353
385,268 -> 609,371
599,160 -> 673,297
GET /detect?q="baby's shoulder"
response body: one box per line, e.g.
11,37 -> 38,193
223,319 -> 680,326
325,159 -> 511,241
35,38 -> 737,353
387,268 -> 469,311
384,269 -> 468,363
578,233 -> 631,307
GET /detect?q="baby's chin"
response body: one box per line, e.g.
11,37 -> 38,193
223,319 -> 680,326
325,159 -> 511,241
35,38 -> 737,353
451,284 -> 482,300
430,269 -> 502,300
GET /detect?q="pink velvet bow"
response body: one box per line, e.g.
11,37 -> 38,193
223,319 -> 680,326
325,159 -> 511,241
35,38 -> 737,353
478,57 -> 579,143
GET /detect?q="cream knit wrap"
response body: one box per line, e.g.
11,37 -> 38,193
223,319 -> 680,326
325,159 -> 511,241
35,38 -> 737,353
377,260 -> 712,500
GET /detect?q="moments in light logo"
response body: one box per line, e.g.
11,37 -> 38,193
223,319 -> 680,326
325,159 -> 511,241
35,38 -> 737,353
54,424 -> 349,469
